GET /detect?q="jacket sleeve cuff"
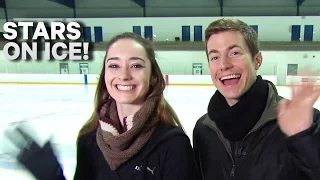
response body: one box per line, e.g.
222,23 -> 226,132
286,125 -> 316,141
286,125 -> 320,168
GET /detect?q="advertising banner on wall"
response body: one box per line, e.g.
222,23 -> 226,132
286,76 -> 320,85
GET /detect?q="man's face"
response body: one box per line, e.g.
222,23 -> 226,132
206,31 -> 262,106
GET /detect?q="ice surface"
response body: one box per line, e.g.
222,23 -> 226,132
0,84 -> 319,179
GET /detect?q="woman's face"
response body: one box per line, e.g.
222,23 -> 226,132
104,38 -> 152,105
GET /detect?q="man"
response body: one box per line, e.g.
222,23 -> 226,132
192,18 -> 320,180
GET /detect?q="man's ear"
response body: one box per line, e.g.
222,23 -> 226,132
254,52 -> 263,70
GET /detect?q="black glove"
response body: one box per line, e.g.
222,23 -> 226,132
5,126 -> 66,180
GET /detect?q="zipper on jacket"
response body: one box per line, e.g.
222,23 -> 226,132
204,107 -> 277,179
203,118 -> 240,178
231,142 -> 240,178
230,165 -> 236,177
215,130 -> 234,164
214,129 -> 237,177
229,122 -> 272,178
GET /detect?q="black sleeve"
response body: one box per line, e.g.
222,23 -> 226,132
73,134 -> 95,180
286,108 -> 320,180
193,120 -> 203,178
161,135 -> 200,180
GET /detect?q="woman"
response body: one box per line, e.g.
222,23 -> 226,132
6,32 -> 199,180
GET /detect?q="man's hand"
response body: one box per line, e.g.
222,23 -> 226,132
278,84 -> 320,137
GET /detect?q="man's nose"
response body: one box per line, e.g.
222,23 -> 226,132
219,57 -> 233,71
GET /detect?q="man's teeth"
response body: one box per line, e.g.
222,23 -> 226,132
117,85 -> 134,90
220,74 -> 241,80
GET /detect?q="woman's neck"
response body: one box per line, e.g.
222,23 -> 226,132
116,103 -> 142,127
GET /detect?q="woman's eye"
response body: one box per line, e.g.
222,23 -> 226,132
108,64 -> 118,68
131,64 -> 143,68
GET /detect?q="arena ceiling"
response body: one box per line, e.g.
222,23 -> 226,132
0,0 -> 319,51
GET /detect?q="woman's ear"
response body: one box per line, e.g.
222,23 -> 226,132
150,77 -> 157,86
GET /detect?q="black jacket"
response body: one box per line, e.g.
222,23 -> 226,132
193,83 -> 320,180
73,121 -> 199,180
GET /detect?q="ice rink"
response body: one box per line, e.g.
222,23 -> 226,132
0,84 -> 319,180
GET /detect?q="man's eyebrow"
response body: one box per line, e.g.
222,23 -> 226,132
227,44 -> 242,50
208,44 -> 242,55
208,49 -> 219,55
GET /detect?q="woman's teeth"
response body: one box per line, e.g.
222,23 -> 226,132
117,85 -> 134,91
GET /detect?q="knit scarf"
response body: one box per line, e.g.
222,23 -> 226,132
207,75 -> 268,141
96,96 -> 160,170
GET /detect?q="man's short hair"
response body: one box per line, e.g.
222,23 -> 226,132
205,18 -> 259,59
